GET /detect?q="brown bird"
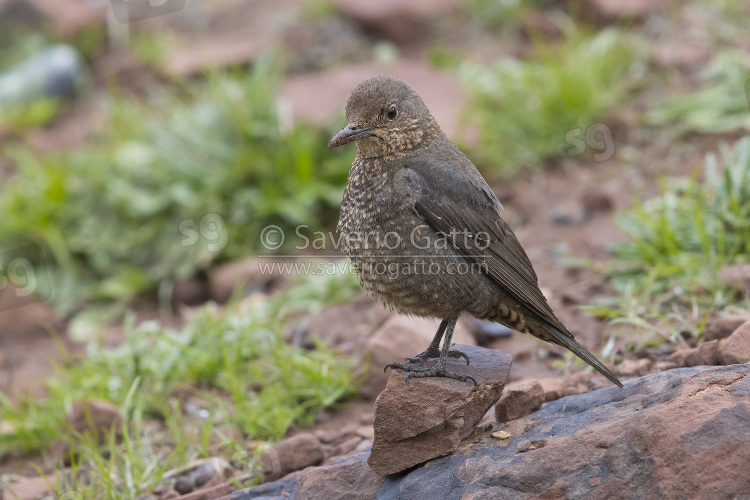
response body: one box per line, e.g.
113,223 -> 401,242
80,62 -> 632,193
328,74 -> 623,388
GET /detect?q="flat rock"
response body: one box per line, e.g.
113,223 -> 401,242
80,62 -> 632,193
208,258 -> 286,303
231,364 -> 750,499
360,315 -> 476,400
494,380 -> 544,422
368,345 -> 511,476
720,320 -> 750,365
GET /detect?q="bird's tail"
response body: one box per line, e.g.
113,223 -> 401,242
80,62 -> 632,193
541,324 -> 624,389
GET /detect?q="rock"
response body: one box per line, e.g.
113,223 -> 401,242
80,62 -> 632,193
260,433 -> 324,483
616,358 -> 653,377
360,315 -> 476,400
718,263 -> 750,294
68,399 -> 122,437
1,0 -> 105,35
703,314 -> 750,342
3,475 -> 54,500
697,339 -> 722,366
654,360 -> 678,371
580,186 -> 614,217
290,297 -> 391,355
332,0 -> 459,43
230,365 -> 750,499
582,0 -> 677,24
208,258 -> 285,303
668,347 -> 698,367
652,42 -> 711,70
720,321 -> 750,365
494,380 -> 545,422
536,377 -> 566,402
166,34 -> 261,76
232,449 -> 381,500
172,276 -> 209,307
367,345 -> 511,476
282,61 -> 467,141
464,317 -> 513,346
549,201 -> 584,225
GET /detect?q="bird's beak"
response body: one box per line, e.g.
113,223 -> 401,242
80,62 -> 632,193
328,124 -> 374,148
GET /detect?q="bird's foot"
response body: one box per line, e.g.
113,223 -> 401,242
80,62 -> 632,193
404,347 -> 470,365
384,361 -> 477,386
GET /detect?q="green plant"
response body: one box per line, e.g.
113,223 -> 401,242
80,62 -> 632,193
648,51 -> 750,134
588,137 -> 750,343
461,27 -> 639,174
0,270 -> 359,496
0,63 -> 353,316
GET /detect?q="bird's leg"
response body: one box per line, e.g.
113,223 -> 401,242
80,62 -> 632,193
404,319 -> 470,364
385,317 -> 477,385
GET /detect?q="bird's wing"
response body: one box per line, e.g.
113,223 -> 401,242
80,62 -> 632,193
403,159 -> 568,334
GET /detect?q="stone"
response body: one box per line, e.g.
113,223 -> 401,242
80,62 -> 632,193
617,358 -> 653,377
332,0 -> 459,43
290,297 -> 391,355
580,186 -> 614,217
668,347 -> 698,367
697,339 -> 722,366
494,380 -> 545,422
582,0 -> 677,23
68,399 -> 122,437
231,365 -> 750,499
3,475 -> 54,500
260,433 -> 324,483
718,263 -> 750,294
536,377 -> 566,402
720,321 -> 750,365
166,34 -> 261,76
703,314 -> 750,342
464,317 -> 513,346
282,61 -> 467,141
367,345 -> 511,476
172,276 -> 209,307
360,315 -> 476,400
208,258 -> 285,303
3,0 -> 105,35
654,360 -> 678,372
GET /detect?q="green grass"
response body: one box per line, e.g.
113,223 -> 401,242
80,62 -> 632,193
0,270 -> 360,498
648,51 -> 750,134
460,27 -> 640,174
587,137 -> 750,345
0,62 -> 353,317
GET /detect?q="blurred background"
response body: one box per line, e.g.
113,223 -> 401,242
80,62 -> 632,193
0,0 -> 749,497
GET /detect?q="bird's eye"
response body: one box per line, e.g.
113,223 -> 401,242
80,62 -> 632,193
387,106 -> 397,119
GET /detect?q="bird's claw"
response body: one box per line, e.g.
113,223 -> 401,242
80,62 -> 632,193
384,362 -> 478,386
404,348 -> 470,365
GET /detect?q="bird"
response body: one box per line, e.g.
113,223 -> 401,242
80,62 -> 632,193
328,74 -> 623,388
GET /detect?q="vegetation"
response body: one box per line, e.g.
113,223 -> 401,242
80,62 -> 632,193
587,138 -> 750,344
0,270 -> 360,497
0,63 -> 353,317
461,27 -> 639,174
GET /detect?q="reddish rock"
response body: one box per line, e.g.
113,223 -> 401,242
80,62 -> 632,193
703,314 -> 750,342
297,454 -> 383,500
652,42 -> 711,70
166,34 -> 261,76
536,377 -> 566,402
208,258 -> 285,303
282,61 -> 467,141
22,0 -> 104,35
718,263 -> 750,294
291,297 -> 391,355
68,399 -> 122,437
582,0 -> 677,23
617,358 -> 654,377
360,315 -> 476,400
495,380 -> 544,422
368,345 -> 511,475
233,365 -> 750,499
697,339 -> 722,366
260,433 -> 324,483
720,321 -> 750,365
172,276 -> 209,307
3,475 -> 55,499
654,360 -> 678,372
668,347 -> 698,367
332,0 -> 459,43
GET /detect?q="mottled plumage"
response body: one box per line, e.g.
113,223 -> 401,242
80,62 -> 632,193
329,75 -> 623,388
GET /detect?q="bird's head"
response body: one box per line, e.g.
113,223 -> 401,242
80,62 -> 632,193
328,74 -> 438,158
